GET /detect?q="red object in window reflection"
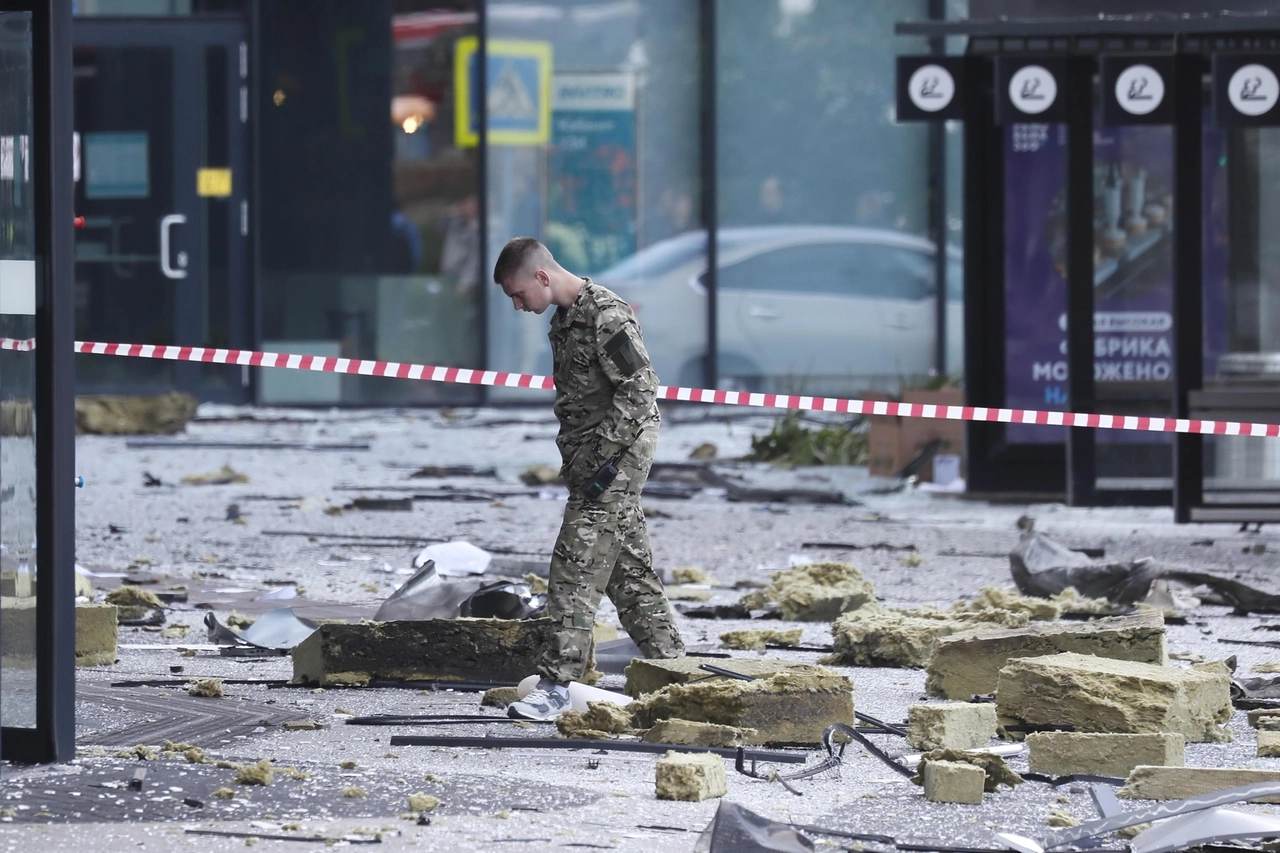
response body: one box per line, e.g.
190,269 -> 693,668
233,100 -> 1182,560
74,216 -> 84,228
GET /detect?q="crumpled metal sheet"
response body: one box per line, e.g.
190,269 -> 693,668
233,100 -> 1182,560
996,779 -> 1280,853
458,580 -> 546,620
203,607 -> 319,651
1011,530 -> 1280,614
1129,807 -> 1280,853
694,801 -> 814,853
373,560 -> 487,621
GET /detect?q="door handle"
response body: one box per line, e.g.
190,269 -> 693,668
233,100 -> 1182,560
747,305 -> 779,319
160,213 -> 187,279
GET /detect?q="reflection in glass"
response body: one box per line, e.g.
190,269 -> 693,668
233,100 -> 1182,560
486,0 -> 703,395
0,10 -> 37,731
716,0 -> 931,395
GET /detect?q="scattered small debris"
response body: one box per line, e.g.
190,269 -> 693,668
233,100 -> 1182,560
408,793 -> 442,812
159,623 -> 190,639
688,443 -> 717,460
187,678 -> 225,698
226,612 -> 256,630
739,562 -> 875,621
481,687 -> 520,709
523,573 -> 548,594
181,464 -> 250,486
1047,809 -> 1080,828
719,629 -> 803,651
105,586 -> 163,608
520,464 -> 562,486
211,787 -> 236,799
233,759 -> 274,786
902,552 -> 924,568
672,567 -> 711,585
115,744 -> 158,761
342,786 -> 368,798
340,760 -> 359,770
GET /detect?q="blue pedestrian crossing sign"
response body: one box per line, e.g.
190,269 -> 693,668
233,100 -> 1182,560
455,37 -> 553,147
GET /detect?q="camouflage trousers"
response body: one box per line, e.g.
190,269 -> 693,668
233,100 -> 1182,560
538,432 -> 685,683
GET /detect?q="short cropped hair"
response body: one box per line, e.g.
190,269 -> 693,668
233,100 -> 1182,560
493,237 -> 549,286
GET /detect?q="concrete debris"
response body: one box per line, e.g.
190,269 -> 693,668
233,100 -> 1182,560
1248,708 -> 1280,728
75,393 -> 198,435
1027,732 -> 1185,778
226,612 -> 256,630
630,668 -> 854,745
673,567 -> 711,585
342,786 -> 368,798
1259,731 -> 1280,757
211,787 -> 236,800
183,748 -> 207,764
1254,661 -> 1280,673
719,629 -> 803,651
339,760 -> 358,769
187,678 -> 225,698
292,617 -> 553,686
181,464 -> 249,486
655,751 -> 727,802
641,719 -> 757,748
1046,810 -> 1080,828
959,586 -> 1113,620
688,442 -> 718,460
922,760 -> 985,804
912,748 -> 1024,792
556,701 -> 633,739
825,603 -> 1026,669
925,612 -> 1167,699
481,686 -> 520,709
105,586 -> 163,608
408,793 -> 441,812
523,573 -> 548,594
1120,766 -> 1280,802
738,561 -> 875,621
74,602 -> 118,666
520,464 -> 562,486
625,657 -> 820,697
116,744 -> 159,761
159,623 -> 190,639
996,653 -> 1232,743
232,759 -> 274,785
907,703 -> 999,751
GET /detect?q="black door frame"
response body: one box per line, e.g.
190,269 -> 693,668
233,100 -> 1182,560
0,0 -> 75,765
71,17 -> 249,403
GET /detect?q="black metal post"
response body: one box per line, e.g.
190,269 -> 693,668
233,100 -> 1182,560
928,0 -> 947,378
1064,55 -> 1096,507
476,0 -> 489,395
29,0 -> 74,764
699,0 -> 717,388
962,55 -> 1004,492
1171,53 -> 1204,523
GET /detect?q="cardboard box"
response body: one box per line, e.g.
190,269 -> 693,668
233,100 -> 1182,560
867,389 -> 966,481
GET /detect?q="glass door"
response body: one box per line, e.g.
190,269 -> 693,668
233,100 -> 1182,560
72,19 -> 248,401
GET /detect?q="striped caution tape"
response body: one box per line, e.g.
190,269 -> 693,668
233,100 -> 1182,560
2,338 -> 1277,438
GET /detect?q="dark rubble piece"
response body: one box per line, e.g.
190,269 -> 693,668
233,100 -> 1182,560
1010,529 -> 1280,614
695,801 -> 815,852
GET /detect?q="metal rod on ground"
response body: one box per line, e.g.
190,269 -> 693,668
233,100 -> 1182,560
387,735 -> 807,764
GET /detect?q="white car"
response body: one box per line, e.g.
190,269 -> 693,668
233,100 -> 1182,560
596,226 -> 963,394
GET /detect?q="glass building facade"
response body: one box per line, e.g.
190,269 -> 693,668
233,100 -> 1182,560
69,0 -> 965,405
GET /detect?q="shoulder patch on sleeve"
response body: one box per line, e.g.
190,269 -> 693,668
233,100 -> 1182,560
603,328 -> 643,376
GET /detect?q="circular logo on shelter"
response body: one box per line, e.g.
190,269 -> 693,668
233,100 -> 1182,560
908,64 -> 955,113
1115,64 -> 1165,115
1009,65 -> 1057,114
1229,64 -> 1280,116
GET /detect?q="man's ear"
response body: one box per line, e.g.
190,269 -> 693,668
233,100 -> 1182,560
536,269 -> 550,286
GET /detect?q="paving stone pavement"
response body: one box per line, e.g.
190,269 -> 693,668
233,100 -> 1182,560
3,404 -> 1280,851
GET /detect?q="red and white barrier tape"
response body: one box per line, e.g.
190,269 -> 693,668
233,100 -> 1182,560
2,337 -> 1277,438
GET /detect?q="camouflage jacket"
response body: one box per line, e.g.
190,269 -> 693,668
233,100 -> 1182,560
548,278 -> 659,470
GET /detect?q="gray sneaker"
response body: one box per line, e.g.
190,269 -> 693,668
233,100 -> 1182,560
507,678 -> 570,721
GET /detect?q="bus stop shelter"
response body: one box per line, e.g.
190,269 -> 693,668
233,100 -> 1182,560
897,9 -> 1280,523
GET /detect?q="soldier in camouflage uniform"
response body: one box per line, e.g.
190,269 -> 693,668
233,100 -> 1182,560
492,237 -> 685,721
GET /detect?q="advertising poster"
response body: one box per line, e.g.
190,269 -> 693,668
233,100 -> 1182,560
547,72 -> 637,274
1003,119 -> 1229,443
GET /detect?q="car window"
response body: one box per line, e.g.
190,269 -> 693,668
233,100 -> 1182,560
717,242 -> 936,299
